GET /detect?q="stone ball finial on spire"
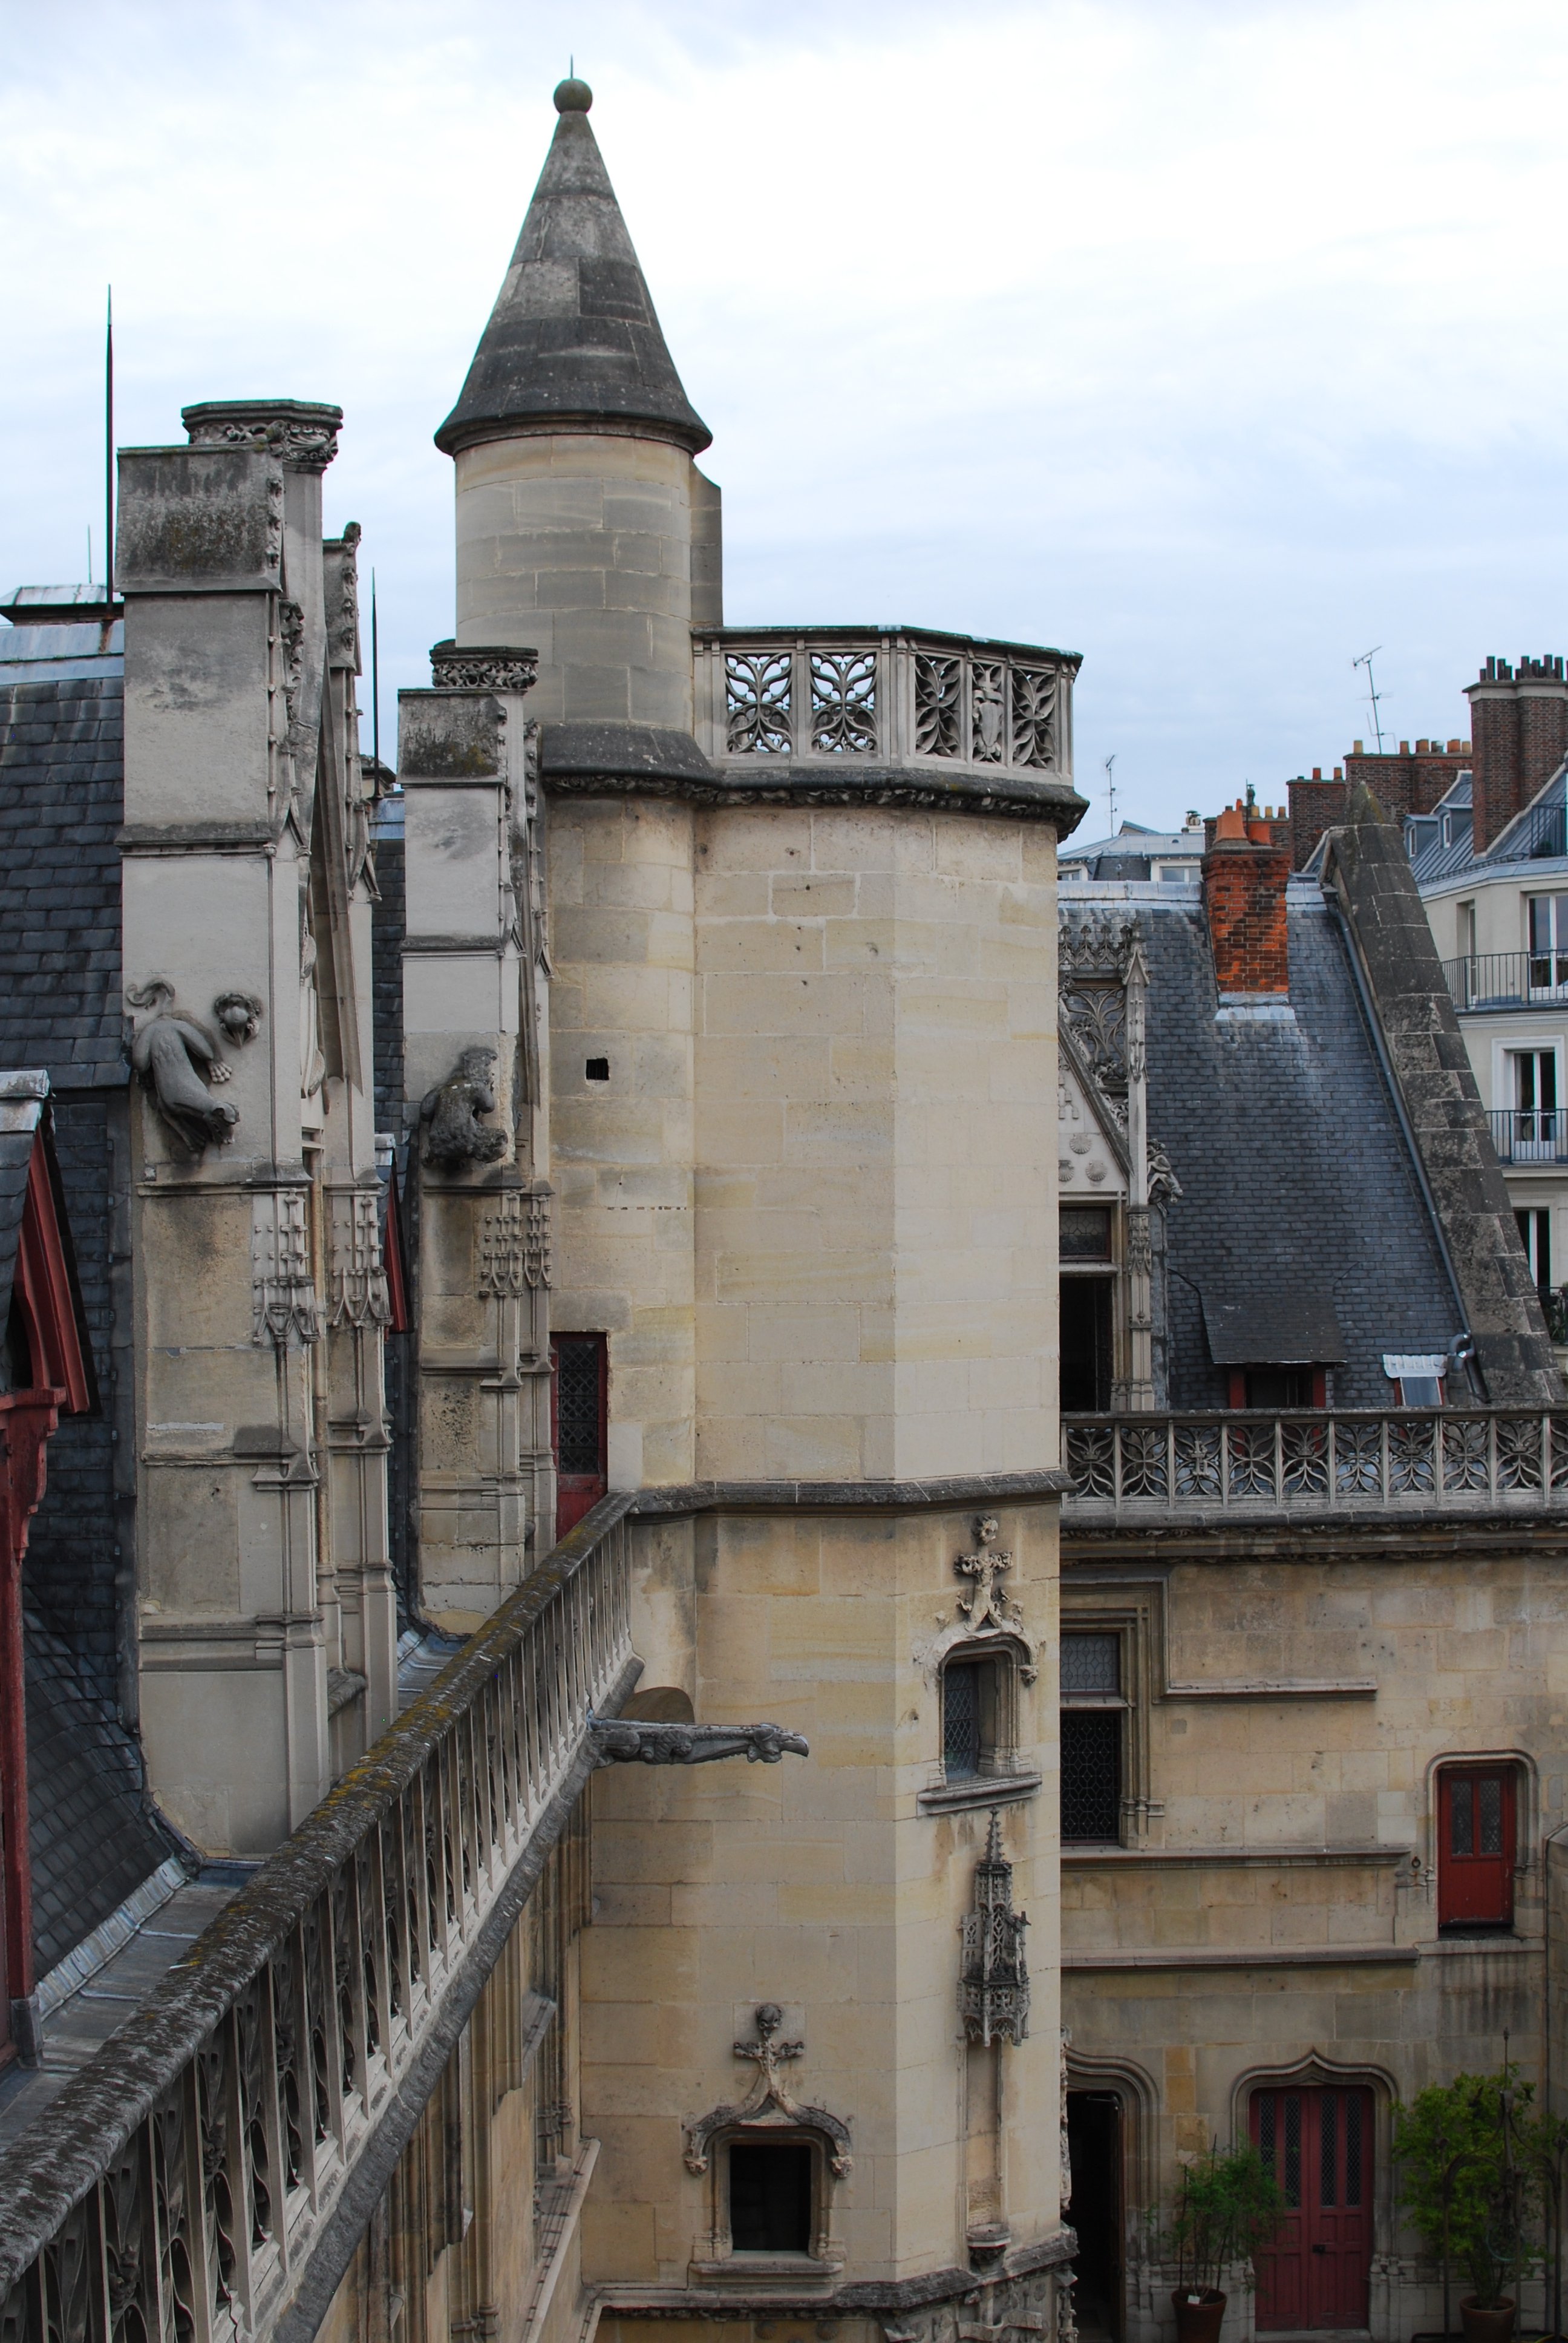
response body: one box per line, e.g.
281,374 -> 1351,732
554,75 -> 592,111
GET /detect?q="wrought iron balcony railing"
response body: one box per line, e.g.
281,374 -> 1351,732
1488,1107 -> 1568,1164
693,626 -> 1077,782
0,1500 -> 636,2343
1440,951 -> 1568,1009
1062,1409 -> 1568,1516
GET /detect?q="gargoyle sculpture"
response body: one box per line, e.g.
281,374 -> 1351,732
213,989 -> 264,1046
589,1717 -> 810,1767
420,1046 -> 510,1172
126,981 -> 240,1157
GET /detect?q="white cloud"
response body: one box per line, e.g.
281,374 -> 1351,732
2,0 -> 1566,823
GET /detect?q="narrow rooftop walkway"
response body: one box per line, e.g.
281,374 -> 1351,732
397,1621 -> 465,1711
0,1873 -> 240,2152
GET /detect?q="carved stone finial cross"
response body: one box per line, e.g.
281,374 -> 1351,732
733,2002 -> 803,2085
955,1516 -> 1015,1637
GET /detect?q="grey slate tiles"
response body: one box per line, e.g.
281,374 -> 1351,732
24,1613 -> 181,1975
1138,894 -> 1459,1407
0,677 -> 125,1090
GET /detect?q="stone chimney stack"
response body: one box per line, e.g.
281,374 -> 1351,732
1466,654 -> 1568,850
1203,801 -> 1292,1001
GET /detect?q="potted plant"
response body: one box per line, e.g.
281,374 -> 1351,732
1520,2105 -> 1568,2343
1164,2145 -> 1287,2343
1394,2067 -> 1543,2343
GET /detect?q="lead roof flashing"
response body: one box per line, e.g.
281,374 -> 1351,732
435,83 -> 711,459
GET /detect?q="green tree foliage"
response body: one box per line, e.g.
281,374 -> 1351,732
1394,2069 -> 1543,2319
1165,2146 -> 1289,2297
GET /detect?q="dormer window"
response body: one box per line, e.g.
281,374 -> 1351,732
1382,1353 -> 1446,1408
1227,1368 -> 1326,1409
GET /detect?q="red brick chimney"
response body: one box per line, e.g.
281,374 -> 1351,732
1203,802 -> 1291,998
1466,655 -> 1568,849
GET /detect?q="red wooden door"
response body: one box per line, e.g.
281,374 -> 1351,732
1252,2086 -> 1372,2330
1438,1768 -> 1515,1927
551,1335 -> 607,1541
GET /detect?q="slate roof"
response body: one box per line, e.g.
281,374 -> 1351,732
25,1613 -> 181,1976
435,82 -> 711,457
1134,890 -> 1460,1408
0,1123 -> 32,1376
0,676 -> 125,1090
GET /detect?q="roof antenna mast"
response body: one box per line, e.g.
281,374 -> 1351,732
371,569 -> 381,778
105,286 -> 114,605
1105,752 -> 1117,837
1353,646 -> 1384,755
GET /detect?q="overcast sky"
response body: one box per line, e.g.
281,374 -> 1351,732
4,0 -> 1567,833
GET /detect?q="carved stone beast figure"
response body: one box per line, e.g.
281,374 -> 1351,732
126,980 -> 240,1157
421,1046 -> 510,1172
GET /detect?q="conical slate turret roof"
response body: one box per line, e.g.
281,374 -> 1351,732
435,79 -> 711,457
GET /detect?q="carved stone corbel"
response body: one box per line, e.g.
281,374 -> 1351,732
913,1516 -> 1039,1685
420,1047 -> 510,1172
683,2003 -> 853,2177
589,1717 -> 809,1767
126,980 -> 240,1157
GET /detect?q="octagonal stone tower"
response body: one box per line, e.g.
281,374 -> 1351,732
401,74 -> 1087,2343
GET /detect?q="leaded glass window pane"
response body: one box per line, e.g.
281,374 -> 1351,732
1060,1709 -> 1120,1841
1061,1633 -> 1120,1697
1283,2094 -> 1301,2207
1345,2092 -> 1363,2204
556,1337 -> 603,1475
1450,1775 -> 1474,1856
1478,1775 -> 1503,1854
944,1663 -> 981,1780
1321,2088 -> 1338,2206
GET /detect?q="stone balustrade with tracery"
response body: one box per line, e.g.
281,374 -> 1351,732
693,626 -> 1079,784
0,1504 -> 637,2343
1062,1409 -> 1568,1516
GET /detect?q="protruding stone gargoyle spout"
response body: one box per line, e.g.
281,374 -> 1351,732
589,1715 -> 809,1766
126,980 -> 241,1157
420,1046 -> 511,1172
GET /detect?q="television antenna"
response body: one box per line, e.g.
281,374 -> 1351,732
1353,646 -> 1385,754
1105,752 -> 1117,837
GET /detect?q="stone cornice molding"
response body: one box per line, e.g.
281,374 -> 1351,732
627,1469 -> 1070,1518
182,399 -> 342,473
543,759 -> 1088,834
429,640 -> 539,695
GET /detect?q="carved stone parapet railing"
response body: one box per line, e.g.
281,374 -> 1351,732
1062,1409 -> 1568,1519
0,1499 -> 638,2343
694,626 -> 1080,790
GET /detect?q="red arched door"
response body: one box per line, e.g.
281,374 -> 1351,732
1250,2085 -> 1372,2330
1438,1766 -> 1516,1928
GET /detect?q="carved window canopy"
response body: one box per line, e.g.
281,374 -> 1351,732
685,2002 -> 852,2177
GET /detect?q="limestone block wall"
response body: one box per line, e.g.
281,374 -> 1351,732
400,680 -> 555,1620
1059,1539 -> 1568,2343
547,797 -> 696,1489
120,419 -> 395,1852
454,434 -> 696,729
581,1499 -> 1064,2300
691,807 -> 1060,1482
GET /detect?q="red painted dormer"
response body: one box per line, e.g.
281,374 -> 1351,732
0,1072 -> 94,2066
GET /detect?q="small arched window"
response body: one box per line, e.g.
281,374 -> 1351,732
1437,1763 -> 1518,1931
942,1651 -> 1019,1783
